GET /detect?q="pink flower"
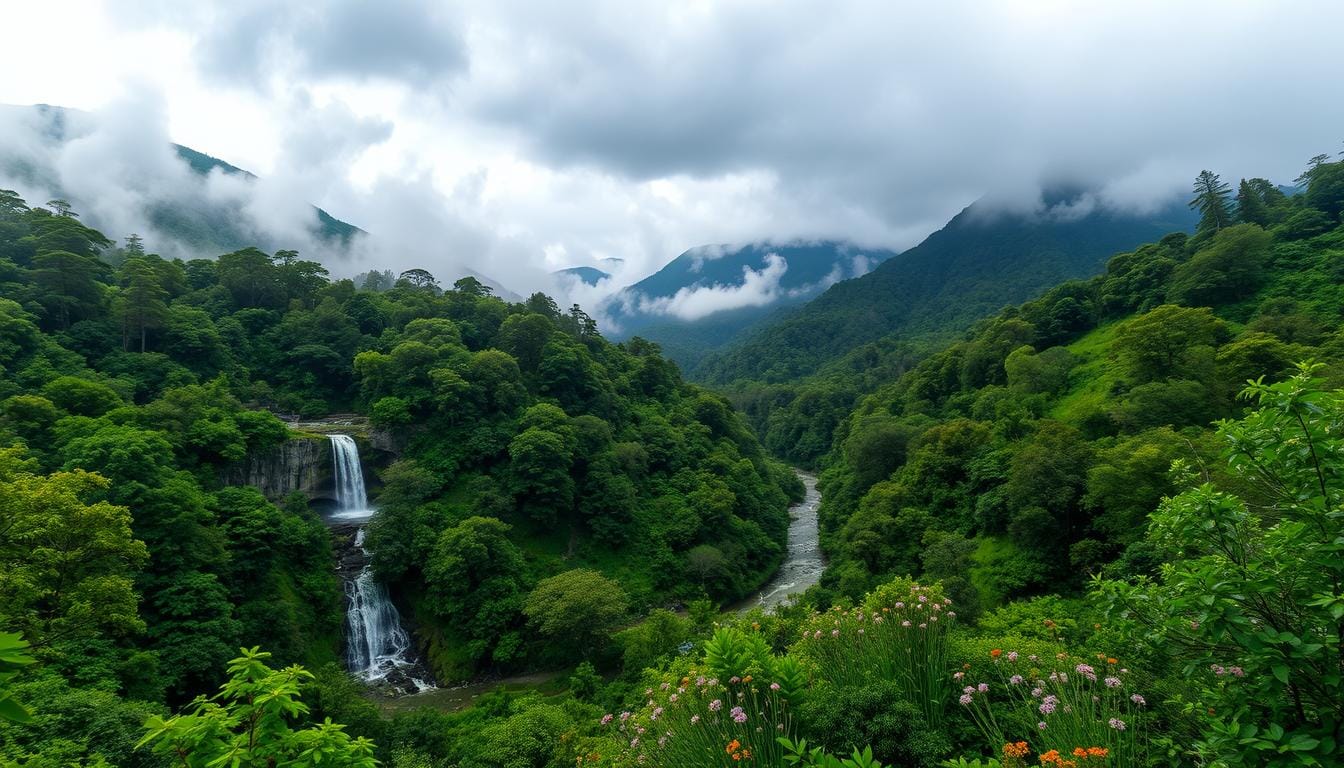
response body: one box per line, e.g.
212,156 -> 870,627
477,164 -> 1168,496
1109,718 -> 1127,731
918,595 -> 929,603
1007,651 -> 1019,662
620,711 -> 631,722
729,676 -> 741,684
1037,721 -> 1047,731
894,601 -> 905,609
601,714 -> 613,725
901,620 -> 912,627
1105,676 -> 1122,688
959,693 -> 973,705
1039,695 -> 1058,715
650,707 -> 664,721
731,706 -> 747,723
669,693 -> 678,702
1075,663 -> 1097,681
953,671 -> 965,681
831,629 -> 839,637
1131,694 -> 1146,706
977,683 -> 989,693
709,699 -> 722,712
873,615 -> 884,624
1009,675 -> 1024,685
690,715 -> 701,724
1229,666 -> 1245,677
770,682 -> 780,690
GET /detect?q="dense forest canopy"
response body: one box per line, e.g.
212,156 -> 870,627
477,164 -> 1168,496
1,151 -> 1343,768
0,188 -> 799,763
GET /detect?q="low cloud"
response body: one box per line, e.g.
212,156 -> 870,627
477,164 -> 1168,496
607,249 -> 867,324
637,253 -> 790,321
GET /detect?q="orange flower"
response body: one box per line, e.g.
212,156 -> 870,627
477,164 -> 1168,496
991,649 -> 1003,658
1107,658 -> 1118,665
1087,747 -> 1109,758
1003,741 -> 1030,758
726,739 -> 740,754
742,675 -> 753,683
1073,747 -> 1089,758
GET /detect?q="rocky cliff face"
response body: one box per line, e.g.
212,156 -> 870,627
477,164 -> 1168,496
223,436 -> 335,503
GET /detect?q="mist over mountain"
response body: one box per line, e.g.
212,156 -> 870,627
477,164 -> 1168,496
698,191 -> 1200,384
598,241 -> 894,368
552,266 -> 611,286
0,103 -> 365,261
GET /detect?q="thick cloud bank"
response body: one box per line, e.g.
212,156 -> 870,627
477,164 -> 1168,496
2,0 -> 1342,311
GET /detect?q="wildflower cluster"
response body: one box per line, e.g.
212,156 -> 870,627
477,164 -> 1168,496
795,581 -> 955,727
600,668 -> 794,767
957,649 -> 1144,765
1038,746 -> 1110,766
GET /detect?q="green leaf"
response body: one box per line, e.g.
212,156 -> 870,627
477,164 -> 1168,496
1272,663 -> 1290,684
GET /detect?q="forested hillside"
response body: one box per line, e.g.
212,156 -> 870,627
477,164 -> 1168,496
3,155 -> 1344,768
0,188 -> 797,765
702,196 -> 1197,467
604,241 -> 895,372
813,160 -> 1344,607
0,104 -> 363,256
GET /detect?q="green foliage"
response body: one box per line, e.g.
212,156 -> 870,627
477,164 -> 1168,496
523,569 -> 629,662
779,737 -> 887,768
797,681 -> 951,766
0,447 -> 147,656
1099,365 -> 1344,766
1190,170 -> 1235,234
0,634 -> 34,724
139,648 -> 377,768
424,516 -> 528,668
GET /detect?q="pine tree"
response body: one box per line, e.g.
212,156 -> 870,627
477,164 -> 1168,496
1235,178 -> 1269,226
116,257 -> 168,352
1189,170 -> 1233,233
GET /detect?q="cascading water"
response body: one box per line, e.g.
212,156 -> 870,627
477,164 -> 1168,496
329,434 -> 431,692
329,434 -> 373,521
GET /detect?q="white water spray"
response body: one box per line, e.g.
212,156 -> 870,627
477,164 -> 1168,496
329,434 -> 430,690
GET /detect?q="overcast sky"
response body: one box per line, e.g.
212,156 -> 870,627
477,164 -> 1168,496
2,0 -> 1342,301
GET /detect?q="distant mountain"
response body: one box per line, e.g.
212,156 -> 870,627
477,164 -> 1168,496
601,241 -> 897,371
697,194 -> 1199,384
0,103 -> 363,256
554,266 -> 612,286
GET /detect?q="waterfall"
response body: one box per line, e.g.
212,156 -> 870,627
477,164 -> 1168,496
329,434 -> 372,521
328,434 -> 431,692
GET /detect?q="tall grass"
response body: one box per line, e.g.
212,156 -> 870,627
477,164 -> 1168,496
600,665 -> 795,767
794,581 -> 956,728
957,648 -> 1146,765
